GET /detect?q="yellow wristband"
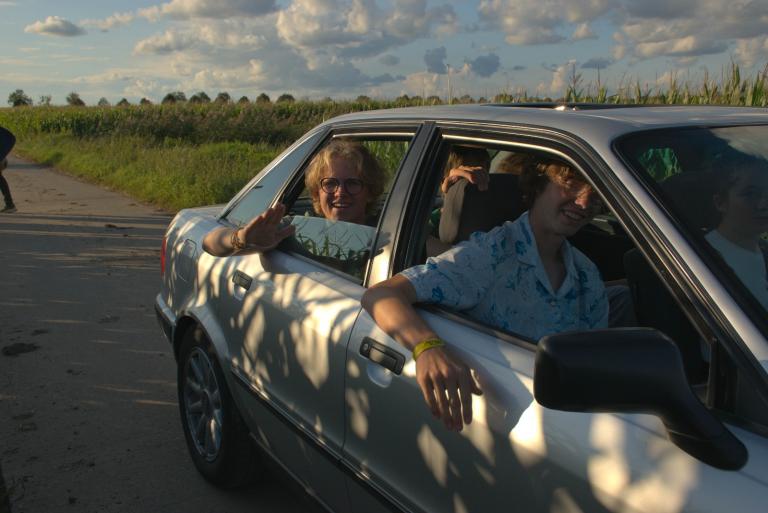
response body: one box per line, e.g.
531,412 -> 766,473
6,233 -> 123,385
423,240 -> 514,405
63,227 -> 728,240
412,338 -> 445,361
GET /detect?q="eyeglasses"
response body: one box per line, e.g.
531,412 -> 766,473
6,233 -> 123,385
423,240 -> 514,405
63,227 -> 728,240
320,177 -> 365,195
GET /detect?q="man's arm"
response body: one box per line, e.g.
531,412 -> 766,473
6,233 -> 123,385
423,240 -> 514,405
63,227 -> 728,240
362,275 -> 481,431
202,203 -> 295,257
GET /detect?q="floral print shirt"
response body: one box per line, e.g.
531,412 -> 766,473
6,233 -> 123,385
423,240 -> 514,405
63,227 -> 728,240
401,212 -> 608,340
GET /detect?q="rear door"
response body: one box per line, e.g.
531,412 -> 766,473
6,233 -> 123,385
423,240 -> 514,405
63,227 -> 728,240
343,125 -> 768,513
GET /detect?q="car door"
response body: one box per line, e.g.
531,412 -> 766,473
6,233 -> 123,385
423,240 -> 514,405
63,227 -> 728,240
214,124 -> 423,512
342,127 -> 768,513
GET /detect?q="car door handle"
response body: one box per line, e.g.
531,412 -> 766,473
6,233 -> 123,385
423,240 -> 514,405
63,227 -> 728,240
359,337 -> 405,375
232,271 -> 252,290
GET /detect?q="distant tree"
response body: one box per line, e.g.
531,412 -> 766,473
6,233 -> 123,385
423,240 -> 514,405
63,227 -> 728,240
477,97 -> 488,104
355,95 -> 371,103
189,92 -> 210,104
8,89 -> 32,107
320,96 -> 333,103
214,92 -> 231,104
117,98 -> 131,107
139,98 -> 152,106
161,91 -> 186,104
426,95 -> 442,105
458,94 -> 474,104
276,93 -> 295,103
66,91 -> 86,106
255,93 -> 271,104
237,95 -> 250,104
492,93 -> 513,103
39,94 -> 52,106
97,97 -> 111,107
395,94 -> 410,104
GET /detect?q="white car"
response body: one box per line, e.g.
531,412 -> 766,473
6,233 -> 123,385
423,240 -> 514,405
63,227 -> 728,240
156,104 -> 768,513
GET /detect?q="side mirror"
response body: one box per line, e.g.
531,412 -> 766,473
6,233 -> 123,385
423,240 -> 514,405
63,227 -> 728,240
534,328 -> 747,470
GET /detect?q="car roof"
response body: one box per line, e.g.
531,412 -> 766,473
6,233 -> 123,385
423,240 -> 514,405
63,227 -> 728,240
328,104 -> 768,143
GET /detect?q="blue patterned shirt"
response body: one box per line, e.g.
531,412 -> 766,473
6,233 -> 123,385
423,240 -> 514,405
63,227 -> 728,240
401,212 -> 608,340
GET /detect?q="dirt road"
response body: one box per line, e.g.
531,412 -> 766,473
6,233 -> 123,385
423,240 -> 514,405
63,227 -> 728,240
0,156 -> 307,513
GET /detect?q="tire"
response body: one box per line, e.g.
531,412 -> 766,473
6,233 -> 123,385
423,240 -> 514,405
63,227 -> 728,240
177,325 -> 259,487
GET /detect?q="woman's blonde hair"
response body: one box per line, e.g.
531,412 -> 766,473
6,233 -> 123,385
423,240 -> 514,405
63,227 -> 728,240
305,139 -> 386,216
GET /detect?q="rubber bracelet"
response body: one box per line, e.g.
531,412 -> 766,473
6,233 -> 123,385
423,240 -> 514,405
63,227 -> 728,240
412,338 -> 445,361
231,228 -> 246,251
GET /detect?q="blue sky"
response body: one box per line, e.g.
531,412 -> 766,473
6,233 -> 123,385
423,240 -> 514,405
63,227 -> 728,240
1,0 -> 767,105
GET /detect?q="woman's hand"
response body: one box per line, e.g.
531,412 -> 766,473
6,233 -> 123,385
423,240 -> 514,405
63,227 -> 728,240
441,165 -> 489,194
238,203 -> 295,252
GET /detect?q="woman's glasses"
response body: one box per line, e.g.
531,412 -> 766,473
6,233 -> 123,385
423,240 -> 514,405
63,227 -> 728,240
320,177 -> 365,195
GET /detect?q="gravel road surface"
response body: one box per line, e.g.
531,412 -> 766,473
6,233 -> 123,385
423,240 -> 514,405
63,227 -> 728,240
0,156 -> 308,513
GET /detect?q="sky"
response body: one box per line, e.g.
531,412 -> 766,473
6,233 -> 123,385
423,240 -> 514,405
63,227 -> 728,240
1,0 -> 767,105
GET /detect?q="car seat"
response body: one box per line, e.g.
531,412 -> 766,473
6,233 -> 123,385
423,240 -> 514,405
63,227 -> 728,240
425,174 -> 525,257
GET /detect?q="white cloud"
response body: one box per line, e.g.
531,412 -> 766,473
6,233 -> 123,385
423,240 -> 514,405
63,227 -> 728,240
138,0 -> 277,21
478,0 -> 613,45
572,22 -> 596,41
81,12 -> 134,31
134,30 -> 197,54
615,0 -> 768,63
735,36 -> 768,68
276,0 -> 457,59
24,16 -> 86,37
548,60 -> 577,94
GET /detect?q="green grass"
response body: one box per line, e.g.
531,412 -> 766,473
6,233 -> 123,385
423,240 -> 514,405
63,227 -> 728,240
13,134 -> 281,211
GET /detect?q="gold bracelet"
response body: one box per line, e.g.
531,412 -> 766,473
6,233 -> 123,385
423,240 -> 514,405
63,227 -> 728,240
230,228 -> 246,251
412,338 -> 445,361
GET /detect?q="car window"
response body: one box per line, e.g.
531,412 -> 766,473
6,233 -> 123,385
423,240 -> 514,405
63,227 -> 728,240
404,135 -> 713,379
225,130 -> 324,226
616,126 -> 768,319
281,134 -> 412,281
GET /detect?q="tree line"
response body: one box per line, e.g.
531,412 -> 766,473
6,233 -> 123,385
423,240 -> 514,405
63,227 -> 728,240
6,89 -> 299,107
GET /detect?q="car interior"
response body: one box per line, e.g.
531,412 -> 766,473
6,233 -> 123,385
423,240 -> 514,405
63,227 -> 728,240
417,142 -> 712,387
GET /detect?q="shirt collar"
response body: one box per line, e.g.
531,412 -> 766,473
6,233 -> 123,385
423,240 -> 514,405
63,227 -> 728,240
513,211 -> 577,297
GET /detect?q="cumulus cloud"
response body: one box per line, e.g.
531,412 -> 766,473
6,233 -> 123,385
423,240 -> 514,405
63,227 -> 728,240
24,16 -> 86,37
138,0 -> 277,21
478,0 -> 613,45
615,0 -> 768,64
735,36 -> 768,68
380,54 -> 400,66
581,57 -> 613,69
467,53 -> 500,77
276,0 -> 457,59
572,22 -> 596,41
134,30 -> 198,54
81,12 -> 134,31
548,60 -> 577,94
424,46 -> 447,74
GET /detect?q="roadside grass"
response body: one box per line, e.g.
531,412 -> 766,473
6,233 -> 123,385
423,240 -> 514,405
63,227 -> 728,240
14,134 -> 281,211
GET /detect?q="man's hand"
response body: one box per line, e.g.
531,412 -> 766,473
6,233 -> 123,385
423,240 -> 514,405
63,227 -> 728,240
415,346 -> 482,431
441,165 -> 489,194
239,203 -> 295,252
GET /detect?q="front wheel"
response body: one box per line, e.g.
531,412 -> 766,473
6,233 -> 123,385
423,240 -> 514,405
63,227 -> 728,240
177,325 -> 259,487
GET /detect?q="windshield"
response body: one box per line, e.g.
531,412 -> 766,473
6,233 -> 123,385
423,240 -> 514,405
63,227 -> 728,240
617,125 -> 768,315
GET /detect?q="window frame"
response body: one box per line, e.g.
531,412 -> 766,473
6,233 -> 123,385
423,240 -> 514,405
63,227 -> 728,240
220,126 -> 328,224
273,122 -> 422,285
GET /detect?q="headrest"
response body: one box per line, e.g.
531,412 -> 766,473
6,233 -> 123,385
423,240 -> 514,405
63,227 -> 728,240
660,172 -> 718,233
439,173 -> 525,244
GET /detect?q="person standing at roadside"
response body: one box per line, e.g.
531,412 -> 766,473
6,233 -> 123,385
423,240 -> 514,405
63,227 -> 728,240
0,126 -> 17,213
